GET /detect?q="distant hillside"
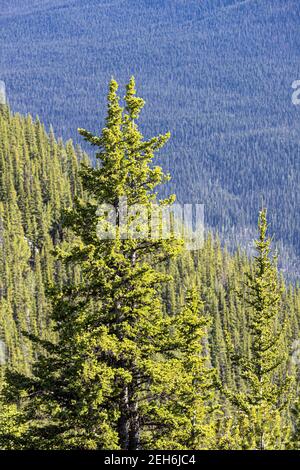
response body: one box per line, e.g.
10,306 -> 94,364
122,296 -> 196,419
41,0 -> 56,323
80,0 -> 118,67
0,106 -> 86,373
1,0 -> 300,276
1,106 -> 300,417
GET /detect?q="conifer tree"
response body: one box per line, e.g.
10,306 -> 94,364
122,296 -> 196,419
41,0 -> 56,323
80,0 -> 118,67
1,86 -> 300,450
3,78 -> 215,450
145,287 -> 217,449
227,209 -> 293,449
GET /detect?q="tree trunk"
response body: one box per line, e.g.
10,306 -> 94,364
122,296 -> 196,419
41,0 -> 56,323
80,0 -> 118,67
128,388 -> 140,450
118,386 -> 130,449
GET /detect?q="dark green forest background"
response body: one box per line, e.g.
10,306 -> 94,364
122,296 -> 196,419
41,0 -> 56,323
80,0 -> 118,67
1,0 -> 300,451
1,0 -> 300,277
0,82 -> 300,448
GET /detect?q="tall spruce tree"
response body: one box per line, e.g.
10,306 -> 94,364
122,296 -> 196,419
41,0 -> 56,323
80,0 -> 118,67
3,78 -> 215,450
226,209 -> 293,449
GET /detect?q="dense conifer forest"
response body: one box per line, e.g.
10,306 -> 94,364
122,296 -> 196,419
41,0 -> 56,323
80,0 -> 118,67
1,0 -> 300,278
0,79 -> 300,450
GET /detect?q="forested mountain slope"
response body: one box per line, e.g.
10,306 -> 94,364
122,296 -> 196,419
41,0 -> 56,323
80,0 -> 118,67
1,90 -> 300,448
1,0 -> 300,276
0,106 -> 300,428
0,106 -> 86,375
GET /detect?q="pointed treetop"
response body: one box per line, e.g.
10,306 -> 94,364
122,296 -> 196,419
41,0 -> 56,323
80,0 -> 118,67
125,76 -> 145,120
109,77 -> 118,93
105,78 -> 123,130
258,208 -> 268,243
